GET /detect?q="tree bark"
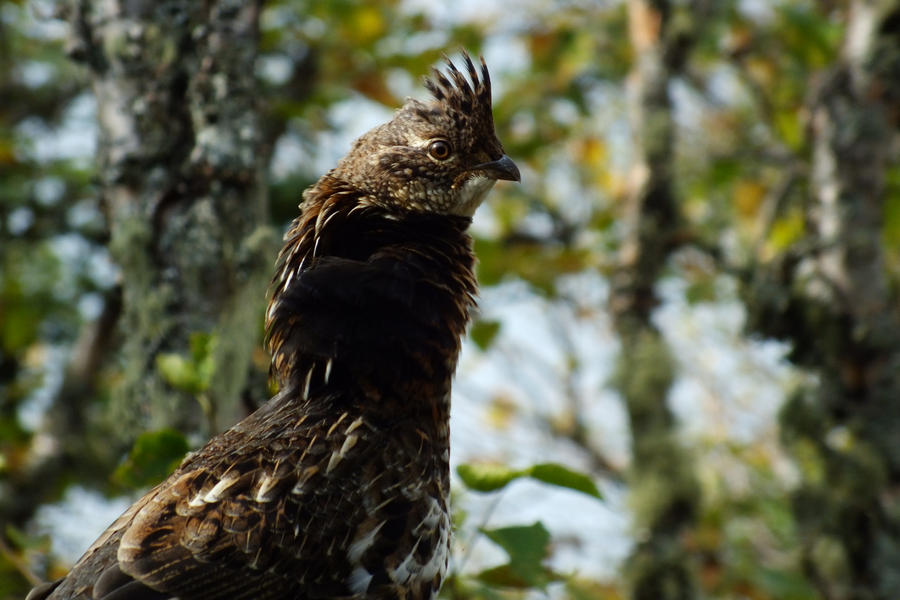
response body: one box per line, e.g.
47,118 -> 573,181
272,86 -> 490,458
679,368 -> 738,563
608,2 -> 702,598
743,1 -> 900,598
65,0 -> 275,439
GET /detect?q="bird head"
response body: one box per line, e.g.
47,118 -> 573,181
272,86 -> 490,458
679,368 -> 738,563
327,53 -> 519,217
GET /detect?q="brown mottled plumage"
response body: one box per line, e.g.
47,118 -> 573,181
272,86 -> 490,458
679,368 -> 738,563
28,54 -> 518,600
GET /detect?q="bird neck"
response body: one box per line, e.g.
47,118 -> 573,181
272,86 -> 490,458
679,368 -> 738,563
266,182 -> 478,432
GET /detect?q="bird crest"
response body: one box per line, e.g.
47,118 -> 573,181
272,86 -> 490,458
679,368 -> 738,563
422,52 -> 494,132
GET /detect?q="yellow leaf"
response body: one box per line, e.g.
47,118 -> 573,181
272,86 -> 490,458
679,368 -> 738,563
346,6 -> 385,45
351,71 -> 398,106
734,179 -> 766,218
486,393 -> 517,430
746,56 -> 776,88
578,136 -> 607,169
767,211 -> 804,255
774,108 -> 803,150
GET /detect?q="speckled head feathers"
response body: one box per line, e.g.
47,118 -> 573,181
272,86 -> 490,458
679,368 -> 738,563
305,52 -> 516,217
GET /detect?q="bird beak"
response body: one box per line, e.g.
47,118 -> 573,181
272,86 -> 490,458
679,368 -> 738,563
473,154 -> 520,182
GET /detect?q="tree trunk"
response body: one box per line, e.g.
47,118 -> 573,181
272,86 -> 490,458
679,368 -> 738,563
743,2 -> 900,598
608,2 -> 702,598
66,0 -> 275,439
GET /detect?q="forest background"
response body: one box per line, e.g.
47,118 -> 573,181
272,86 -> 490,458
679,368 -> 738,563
2,0 -> 900,599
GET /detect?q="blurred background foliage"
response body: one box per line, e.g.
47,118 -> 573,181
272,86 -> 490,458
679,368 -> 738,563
2,0 -> 899,599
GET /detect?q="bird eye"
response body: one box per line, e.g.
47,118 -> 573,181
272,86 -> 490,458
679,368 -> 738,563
428,139 -> 452,160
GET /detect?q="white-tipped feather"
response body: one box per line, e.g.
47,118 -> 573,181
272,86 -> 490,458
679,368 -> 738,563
347,566 -> 374,594
340,433 -> 359,456
254,474 -> 277,503
348,522 -> 385,563
303,367 -> 313,399
203,474 -> 239,504
345,416 -> 364,435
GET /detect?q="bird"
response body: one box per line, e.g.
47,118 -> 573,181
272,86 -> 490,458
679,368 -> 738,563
27,53 -> 519,600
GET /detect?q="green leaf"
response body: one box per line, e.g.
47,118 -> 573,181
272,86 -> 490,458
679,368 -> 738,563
757,567 -> 818,600
190,332 -> 217,389
189,331 -> 215,362
113,428 -> 189,489
473,235 -> 590,296
156,332 -> 217,393
778,5 -> 841,67
477,522 -> 556,588
476,564 -> 536,589
457,463 -> 522,492
526,463 -> 602,499
470,319 -> 501,351
4,524 -> 50,552
685,277 -> 717,305
768,211 -> 804,252
156,352 -> 203,393
884,169 -> 900,251
457,462 -> 602,499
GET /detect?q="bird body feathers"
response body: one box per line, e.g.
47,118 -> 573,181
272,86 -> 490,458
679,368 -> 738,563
30,53 -> 517,600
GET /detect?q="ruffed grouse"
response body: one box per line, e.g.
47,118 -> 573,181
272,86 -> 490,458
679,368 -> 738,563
28,54 -> 519,600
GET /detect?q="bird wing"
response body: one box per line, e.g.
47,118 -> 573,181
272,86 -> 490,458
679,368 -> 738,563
36,399 -> 381,600
106,407 -> 380,600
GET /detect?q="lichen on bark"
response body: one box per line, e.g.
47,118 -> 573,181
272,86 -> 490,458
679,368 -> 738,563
608,2 -> 706,598
742,2 -> 900,597
65,0 -> 276,440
